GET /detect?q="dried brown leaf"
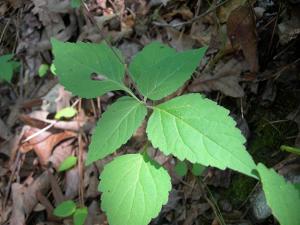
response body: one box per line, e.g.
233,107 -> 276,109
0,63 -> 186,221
10,171 -> 51,225
20,127 -> 76,165
217,0 -> 246,23
166,28 -> 196,51
189,58 -> 246,97
227,5 -> 259,73
49,138 -> 75,170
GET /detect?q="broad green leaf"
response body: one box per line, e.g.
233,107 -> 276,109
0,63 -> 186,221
55,107 -> 77,120
73,207 -> 88,225
192,163 -> 206,176
0,54 -> 19,82
257,163 -> 300,225
129,42 -> 206,100
174,161 -> 187,177
99,154 -> 171,225
51,39 -> 126,98
86,97 -> 147,164
38,64 -> 49,77
58,156 -> 77,172
147,94 -> 257,178
53,200 -> 76,217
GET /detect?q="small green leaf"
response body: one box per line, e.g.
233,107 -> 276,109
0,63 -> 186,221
129,42 -> 207,100
38,64 -> 49,77
86,97 -> 147,164
192,163 -> 206,176
53,200 -> 76,217
73,207 -> 88,225
50,64 -> 57,75
280,145 -> 300,156
174,161 -> 187,177
58,156 -> 77,172
147,94 -> 257,178
51,39 -> 126,98
0,54 -> 19,82
99,154 -> 171,225
71,0 -> 81,8
257,163 -> 300,225
55,107 -> 77,120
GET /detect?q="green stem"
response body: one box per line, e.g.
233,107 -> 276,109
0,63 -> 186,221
280,145 -> 300,156
123,86 -> 143,104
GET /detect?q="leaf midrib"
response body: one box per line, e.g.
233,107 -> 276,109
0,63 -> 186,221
154,106 -> 254,171
99,101 -> 143,147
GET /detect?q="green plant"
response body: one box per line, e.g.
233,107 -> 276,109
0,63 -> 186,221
58,156 -> 78,172
55,106 -> 77,120
280,145 -> 300,156
38,64 -> 50,77
0,54 -> 19,82
51,39 -> 300,225
53,200 -> 88,225
54,158 -> 87,224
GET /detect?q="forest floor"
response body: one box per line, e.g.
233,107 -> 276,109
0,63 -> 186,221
0,0 -> 300,225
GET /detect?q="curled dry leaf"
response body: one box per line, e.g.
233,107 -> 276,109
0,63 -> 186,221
227,5 -> 259,73
20,127 -> 76,165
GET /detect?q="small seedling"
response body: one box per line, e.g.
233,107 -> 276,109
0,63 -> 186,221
53,200 -> 76,217
0,54 -> 19,82
174,161 -> 188,177
58,156 -> 78,172
53,200 -> 87,225
55,107 -> 77,120
51,39 -> 300,225
38,64 -> 49,77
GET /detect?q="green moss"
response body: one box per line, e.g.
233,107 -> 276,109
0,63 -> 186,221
247,114 -> 298,167
224,174 -> 256,207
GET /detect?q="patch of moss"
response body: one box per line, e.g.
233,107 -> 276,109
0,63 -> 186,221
224,174 -> 257,207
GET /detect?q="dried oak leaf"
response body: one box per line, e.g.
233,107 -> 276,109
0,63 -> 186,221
20,127 -> 76,165
227,5 -> 259,73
